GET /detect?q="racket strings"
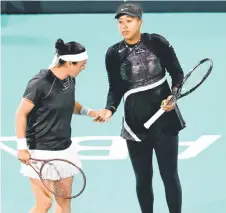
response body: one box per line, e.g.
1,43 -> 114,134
43,177 -> 74,198
181,60 -> 212,96
40,160 -> 81,198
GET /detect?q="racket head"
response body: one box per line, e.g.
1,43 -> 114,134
179,58 -> 213,98
39,158 -> 86,199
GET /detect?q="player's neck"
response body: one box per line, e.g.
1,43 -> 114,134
125,32 -> 141,45
50,68 -> 68,80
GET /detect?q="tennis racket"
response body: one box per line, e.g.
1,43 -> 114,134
0,142 -> 86,199
144,58 -> 213,129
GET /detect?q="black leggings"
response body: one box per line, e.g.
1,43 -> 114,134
126,134 -> 182,213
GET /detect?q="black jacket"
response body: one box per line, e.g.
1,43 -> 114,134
104,33 -> 186,142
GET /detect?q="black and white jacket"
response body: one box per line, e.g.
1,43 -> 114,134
105,33 -> 186,142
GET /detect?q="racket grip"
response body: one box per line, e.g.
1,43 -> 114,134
144,108 -> 165,129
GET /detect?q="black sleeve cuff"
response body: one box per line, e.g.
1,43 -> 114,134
105,106 -> 116,114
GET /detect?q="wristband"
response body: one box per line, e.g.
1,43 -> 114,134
80,106 -> 91,116
17,138 -> 28,150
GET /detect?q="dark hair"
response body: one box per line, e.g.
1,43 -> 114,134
55,38 -> 86,65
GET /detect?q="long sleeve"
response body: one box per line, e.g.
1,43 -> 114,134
151,33 -> 184,89
105,46 -> 126,114
164,45 -> 184,89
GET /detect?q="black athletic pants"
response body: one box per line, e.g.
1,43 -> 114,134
126,133 -> 182,213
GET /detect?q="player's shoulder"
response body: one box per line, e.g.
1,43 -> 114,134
143,33 -> 171,47
105,40 -> 124,57
27,69 -> 49,87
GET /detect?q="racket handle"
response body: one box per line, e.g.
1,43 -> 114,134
144,108 -> 165,129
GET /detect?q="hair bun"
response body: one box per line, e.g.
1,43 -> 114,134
55,38 -> 68,55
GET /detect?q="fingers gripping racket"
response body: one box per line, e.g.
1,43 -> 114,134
144,58 -> 213,129
0,142 -> 86,199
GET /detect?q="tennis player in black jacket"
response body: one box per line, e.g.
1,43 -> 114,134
95,3 -> 186,213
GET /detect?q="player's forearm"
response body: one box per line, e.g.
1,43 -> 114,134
105,91 -> 121,114
105,75 -> 126,114
73,101 -> 82,114
15,111 -> 28,150
15,111 -> 27,138
105,82 -> 127,114
74,101 -> 92,115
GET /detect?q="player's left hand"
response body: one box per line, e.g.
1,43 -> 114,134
161,95 -> 176,112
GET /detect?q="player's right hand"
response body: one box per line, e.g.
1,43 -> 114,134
17,150 -> 31,165
161,95 -> 176,112
93,109 -> 112,123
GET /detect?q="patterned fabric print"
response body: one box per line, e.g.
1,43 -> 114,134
120,43 -> 165,88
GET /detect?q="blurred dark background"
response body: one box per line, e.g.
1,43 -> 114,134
1,1 -> 226,14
